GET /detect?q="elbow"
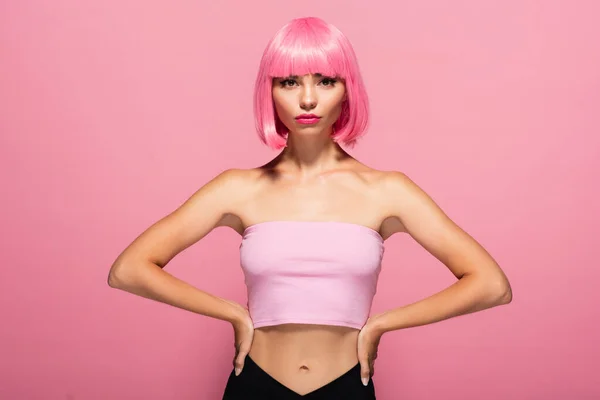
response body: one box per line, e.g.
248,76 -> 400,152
107,270 -> 121,288
489,278 -> 513,305
499,285 -> 513,304
493,285 -> 512,305
107,261 -> 133,289
107,265 -> 123,288
108,257 -> 158,289
467,270 -> 513,306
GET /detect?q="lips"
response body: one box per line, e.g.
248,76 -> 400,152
295,115 -> 321,125
295,114 -> 320,120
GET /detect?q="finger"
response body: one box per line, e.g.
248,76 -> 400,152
359,359 -> 370,386
234,352 -> 246,376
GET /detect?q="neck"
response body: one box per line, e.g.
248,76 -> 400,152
280,130 -> 348,177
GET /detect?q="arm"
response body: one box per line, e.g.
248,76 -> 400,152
371,171 -> 512,335
107,168 -> 247,325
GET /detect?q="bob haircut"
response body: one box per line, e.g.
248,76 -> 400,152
253,17 -> 370,150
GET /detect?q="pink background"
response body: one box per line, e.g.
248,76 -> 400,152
1,1 -> 598,399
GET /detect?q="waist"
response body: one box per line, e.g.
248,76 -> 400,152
249,323 -> 360,368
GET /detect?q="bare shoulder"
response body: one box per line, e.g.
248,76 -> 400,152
345,165 -> 414,197
204,167 -> 263,194
208,167 -> 253,191
165,166 -> 260,236
335,167 -> 430,237
377,170 -> 420,193
375,170 -> 438,216
350,169 -> 411,237
375,169 -> 464,243
202,167 -> 262,233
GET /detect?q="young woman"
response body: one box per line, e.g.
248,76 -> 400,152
108,17 -> 512,399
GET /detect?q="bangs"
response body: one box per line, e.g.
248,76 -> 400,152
264,25 -> 349,79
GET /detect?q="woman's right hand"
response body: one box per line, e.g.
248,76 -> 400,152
224,299 -> 255,376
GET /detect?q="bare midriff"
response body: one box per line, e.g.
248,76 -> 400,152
248,323 -> 361,396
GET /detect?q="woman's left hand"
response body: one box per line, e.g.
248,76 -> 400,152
357,316 -> 383,386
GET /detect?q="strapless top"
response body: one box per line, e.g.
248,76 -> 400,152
239,221 -> 384,329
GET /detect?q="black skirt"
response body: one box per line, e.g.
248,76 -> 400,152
222,354 -> 376,399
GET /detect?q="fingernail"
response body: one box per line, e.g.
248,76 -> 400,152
235,368 -> 241,376
362,377 -> 369,386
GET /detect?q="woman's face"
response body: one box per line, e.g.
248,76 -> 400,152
272,73 -> 346,137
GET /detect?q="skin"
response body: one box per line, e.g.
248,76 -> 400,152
108,73 -> 512,396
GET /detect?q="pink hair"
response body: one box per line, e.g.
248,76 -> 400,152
253,17 -> 370,150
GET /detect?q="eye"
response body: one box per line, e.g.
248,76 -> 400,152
279,79 -> 298,87
320,77 -> 337,86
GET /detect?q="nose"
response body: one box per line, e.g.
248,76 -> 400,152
299,86 -> 317,111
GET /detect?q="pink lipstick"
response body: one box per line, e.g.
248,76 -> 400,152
295,114 -> 321,125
